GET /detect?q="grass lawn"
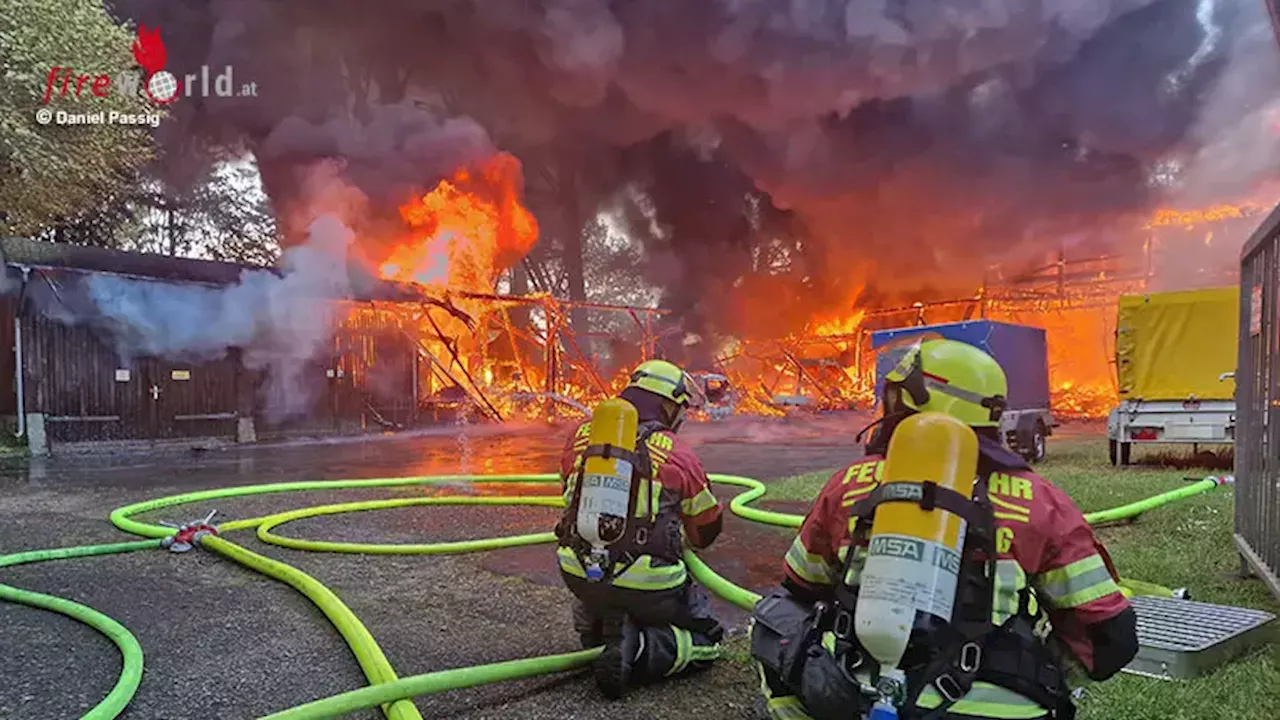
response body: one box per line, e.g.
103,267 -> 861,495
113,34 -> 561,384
760,435 -> 1280,720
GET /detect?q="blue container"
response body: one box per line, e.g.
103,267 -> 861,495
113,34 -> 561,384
870,320 -> 1050,411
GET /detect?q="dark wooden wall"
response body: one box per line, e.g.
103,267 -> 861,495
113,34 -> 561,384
2,279 -> 428,444
19,310 -> 241,442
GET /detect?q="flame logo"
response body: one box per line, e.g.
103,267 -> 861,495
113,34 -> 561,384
131,25 -> 167,76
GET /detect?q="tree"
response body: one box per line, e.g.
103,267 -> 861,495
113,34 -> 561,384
0,0 -> 160,235
119,160 -> 280,265
190,163 -> 280,266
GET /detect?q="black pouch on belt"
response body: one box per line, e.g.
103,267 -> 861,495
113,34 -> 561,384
750,592 -> 870,720
749,591 -> 816,681
795,644 -> 871,720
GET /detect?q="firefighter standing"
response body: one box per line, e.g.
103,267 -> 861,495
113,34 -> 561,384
752,339 -> 1139,719
555,359 -> 726,699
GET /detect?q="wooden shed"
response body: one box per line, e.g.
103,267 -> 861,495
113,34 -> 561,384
0,238 -> 425,454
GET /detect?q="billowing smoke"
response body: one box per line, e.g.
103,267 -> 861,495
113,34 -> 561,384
106,0 -> 1280,341
39,210 -> 356,421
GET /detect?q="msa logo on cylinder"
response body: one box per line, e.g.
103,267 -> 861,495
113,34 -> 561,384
881,483 -> 924,502
868,535 -> 961,574
869,535 -> 925,560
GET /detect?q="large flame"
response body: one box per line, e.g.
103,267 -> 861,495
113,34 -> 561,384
986,304 -> 1121,418
380,153 -> 538,292
704,202 -> 1256,420
345,177 -> 1255,424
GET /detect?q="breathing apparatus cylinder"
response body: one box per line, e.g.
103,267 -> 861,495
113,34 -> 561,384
854,411 -> 979,681
575,398 -> 639,581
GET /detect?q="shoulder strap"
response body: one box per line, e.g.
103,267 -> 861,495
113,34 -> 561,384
830,475 -> 1002,713
564,422 -> 660,547
846,480 -> 990,528
903,478 -> 998,714
634,421 -> 664,480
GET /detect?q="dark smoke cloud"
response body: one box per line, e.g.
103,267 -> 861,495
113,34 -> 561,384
108,0 -> 1279,342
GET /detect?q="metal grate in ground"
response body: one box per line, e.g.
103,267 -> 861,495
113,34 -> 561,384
1124,595 -> 1276,679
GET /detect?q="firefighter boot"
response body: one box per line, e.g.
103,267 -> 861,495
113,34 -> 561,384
593,615 -> 640,700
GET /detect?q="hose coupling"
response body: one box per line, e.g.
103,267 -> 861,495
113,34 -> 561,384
159,510 -> 219,553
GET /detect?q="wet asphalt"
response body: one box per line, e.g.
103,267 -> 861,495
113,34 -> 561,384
0,414 -> 869,720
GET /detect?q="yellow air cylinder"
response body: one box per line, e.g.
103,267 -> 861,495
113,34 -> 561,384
575,399 -> 640,572
854,411 -> 979,675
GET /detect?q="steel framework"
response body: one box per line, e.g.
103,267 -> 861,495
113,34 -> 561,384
1234,204 -> 1280,603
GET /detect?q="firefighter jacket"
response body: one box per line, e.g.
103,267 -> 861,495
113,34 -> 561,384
781,453 -> 1131,718
555,421 -> 723,592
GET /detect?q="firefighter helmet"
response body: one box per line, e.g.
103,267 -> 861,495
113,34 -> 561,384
884,338 -> 1008,428
626,360 -> 705,409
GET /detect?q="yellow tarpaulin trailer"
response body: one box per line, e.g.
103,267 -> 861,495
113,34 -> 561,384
1116,287 -> 1239,401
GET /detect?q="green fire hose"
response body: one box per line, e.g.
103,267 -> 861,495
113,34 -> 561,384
1082,476 -> 1228,526
2,470 -> 1229,719
0,540 -> 159,720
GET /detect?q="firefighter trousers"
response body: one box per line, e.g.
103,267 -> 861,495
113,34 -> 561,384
563,573 -> 725,683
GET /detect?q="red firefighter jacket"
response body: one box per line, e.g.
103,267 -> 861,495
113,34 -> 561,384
784,454 -> 1130,680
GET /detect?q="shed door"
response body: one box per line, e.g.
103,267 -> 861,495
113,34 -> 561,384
145,357 -> 238,439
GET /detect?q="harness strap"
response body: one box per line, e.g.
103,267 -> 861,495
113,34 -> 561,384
562,421 -> 665,582
581,444 -> 644,469
905,481 -> 999,715
847,481 -> 989,528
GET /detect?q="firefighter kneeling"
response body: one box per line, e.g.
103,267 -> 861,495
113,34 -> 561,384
555,360 -> 726,699
750,339 -> 1139,719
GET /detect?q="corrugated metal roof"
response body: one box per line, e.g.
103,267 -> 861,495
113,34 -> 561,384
0,237 -> 460,307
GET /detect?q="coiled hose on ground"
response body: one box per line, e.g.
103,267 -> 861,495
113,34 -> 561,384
0,473 -> 1230,720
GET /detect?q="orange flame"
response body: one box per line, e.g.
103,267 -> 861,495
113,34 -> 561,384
131,25 -> 167,75
808,300 -> 867,338
1145,203 -> 1255,228
352,175 -> 1263,423
381,153 -> 538,292
986,304 -> 1119,418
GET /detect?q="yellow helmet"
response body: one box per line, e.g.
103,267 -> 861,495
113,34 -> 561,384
884,338 -> 1008,427
626,360 -> 704,408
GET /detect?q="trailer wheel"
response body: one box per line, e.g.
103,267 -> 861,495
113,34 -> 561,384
1109,440 -> 1132,467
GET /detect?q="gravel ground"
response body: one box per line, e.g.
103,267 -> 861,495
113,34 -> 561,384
0,416 -> 866,719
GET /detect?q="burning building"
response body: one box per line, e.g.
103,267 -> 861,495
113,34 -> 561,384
9,0 -> 1279,451
705,200 -> 1270,419
0,157 -> 671,454
0,178 -> 1272,456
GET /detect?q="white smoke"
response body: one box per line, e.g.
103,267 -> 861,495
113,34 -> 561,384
1171,0 -> 1280,207
81,213 -> 355,421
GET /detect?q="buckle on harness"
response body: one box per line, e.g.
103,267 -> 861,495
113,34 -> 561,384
935,674 -> 964,703
920,481 -> 938,511
960,642 -> 982,673
832,608 -> 854,640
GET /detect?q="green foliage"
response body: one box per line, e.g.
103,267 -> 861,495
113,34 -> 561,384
122,161 -> 280,264
760,435 -> 1280,720
0,0 -> 159,234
